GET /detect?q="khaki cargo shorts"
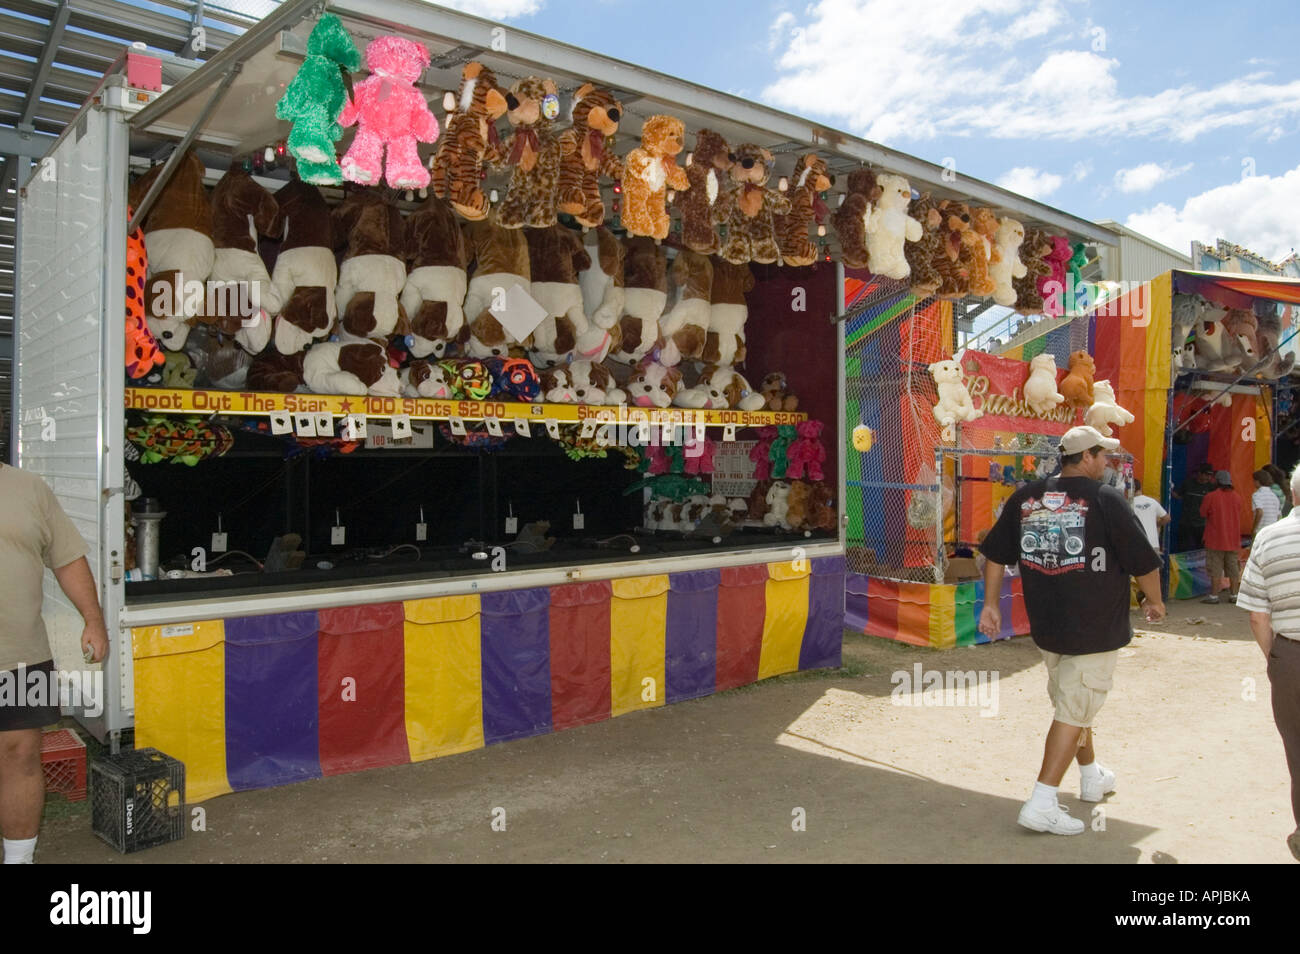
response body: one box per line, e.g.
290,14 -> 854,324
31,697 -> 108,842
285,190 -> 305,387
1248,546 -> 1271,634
1040,649 -> 1119,728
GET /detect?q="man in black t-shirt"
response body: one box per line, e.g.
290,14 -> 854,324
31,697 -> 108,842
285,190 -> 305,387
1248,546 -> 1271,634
979,426 -> 1164,836
1172,463 -> 1215,551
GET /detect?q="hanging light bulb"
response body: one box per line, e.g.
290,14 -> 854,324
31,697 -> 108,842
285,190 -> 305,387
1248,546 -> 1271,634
685,152 -> 694,167
612,180 -> 622,194
418,187 -> 428,200
264,146 -> 274,163
666,191 -> 675,204
612,199 -> 620,214
405,190 -> 414,202
778,176 -> 789,192
443,90 -> 456,112
276,142 -> 286,157
489,189 -> 499,203
817,224 -> 826,237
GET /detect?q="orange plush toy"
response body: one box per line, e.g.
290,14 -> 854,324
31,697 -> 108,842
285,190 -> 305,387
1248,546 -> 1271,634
622,115 -> 690,240
965,207 -> 999,298
1059,350 -> 1096,408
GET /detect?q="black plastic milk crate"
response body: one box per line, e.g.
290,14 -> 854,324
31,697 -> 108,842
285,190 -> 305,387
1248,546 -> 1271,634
90,748 -> 186,853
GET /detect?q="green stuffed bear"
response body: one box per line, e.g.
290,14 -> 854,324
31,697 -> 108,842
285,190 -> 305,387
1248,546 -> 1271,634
275,14 -> 360,185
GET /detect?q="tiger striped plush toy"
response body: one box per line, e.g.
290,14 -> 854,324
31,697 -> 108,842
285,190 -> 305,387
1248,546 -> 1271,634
124,210 -> 165,381
429,61 -> 508,221
556,84 -> 624,228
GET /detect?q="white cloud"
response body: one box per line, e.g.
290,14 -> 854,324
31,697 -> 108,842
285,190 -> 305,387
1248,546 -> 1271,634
768,12 -> 796,51
1071,160 -> 1092,183
433,0 -> 543,17
1113,161 -> 1193,194
760,0 -> 1300,145
996,166 -> 1063,200
1124,164 -> 1300,263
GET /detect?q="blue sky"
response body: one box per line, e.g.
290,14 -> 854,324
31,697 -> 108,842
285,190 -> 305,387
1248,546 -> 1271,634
443,0 -> 1300,262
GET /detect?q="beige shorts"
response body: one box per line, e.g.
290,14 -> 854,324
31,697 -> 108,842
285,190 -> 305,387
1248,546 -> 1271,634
1040,649 -> 1119,728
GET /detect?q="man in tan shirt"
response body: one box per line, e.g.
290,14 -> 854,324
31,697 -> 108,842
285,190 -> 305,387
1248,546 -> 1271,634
0,461 -> 108,864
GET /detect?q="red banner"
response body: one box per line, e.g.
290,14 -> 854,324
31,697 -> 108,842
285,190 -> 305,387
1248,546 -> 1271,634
959,351 -> 1080,435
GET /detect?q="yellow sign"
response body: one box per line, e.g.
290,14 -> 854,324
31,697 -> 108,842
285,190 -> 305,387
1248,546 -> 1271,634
124,388 -> 807,427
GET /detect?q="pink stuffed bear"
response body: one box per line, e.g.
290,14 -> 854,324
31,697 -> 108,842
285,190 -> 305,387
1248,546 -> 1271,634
339,36 -> 439,189
684,438 -> 716,476
750,426 -> 777,481
786,420 -> 826,481
1039,235 -> 1072,319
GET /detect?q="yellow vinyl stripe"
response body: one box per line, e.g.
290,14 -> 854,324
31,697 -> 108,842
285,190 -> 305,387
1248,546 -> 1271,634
403,596 -> 484,761
609,576 -> 668,717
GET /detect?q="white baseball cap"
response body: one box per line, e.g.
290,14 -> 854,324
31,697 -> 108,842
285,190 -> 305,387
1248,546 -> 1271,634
1059,425 -> 1120,455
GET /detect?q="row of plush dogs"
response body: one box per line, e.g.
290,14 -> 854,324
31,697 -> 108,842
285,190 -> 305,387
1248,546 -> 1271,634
1172,293 -> 1295,378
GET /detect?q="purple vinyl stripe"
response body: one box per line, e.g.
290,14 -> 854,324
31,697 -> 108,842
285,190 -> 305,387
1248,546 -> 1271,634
800,563 -> 845,670
481,588 -> 552,745
667,570 -> 719,703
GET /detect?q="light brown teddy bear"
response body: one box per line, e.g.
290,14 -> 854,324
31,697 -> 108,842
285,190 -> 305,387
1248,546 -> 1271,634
719,143 -> 791,265
622,114 -> 690,240
775,153 -> 832,267
1059,350 -> 1096,408
557,84 -> 624,228
762,371 -> 799,411
673,128 -> 732,254
496,76 -> 562,229
935,199 -> 972,299
965,207 -> 999,298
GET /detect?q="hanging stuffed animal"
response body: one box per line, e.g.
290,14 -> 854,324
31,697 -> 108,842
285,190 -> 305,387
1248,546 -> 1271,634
831,169 -> 878,270
1012,227 -> 1052,315
903,193 -> 944,299
578,226 -> 625,333
430,61 -> 508,220
525,224 -> 609,368
627,357 -> 682,408
934,200 -> 972,299
557,83 -> 624,228
786,420 -> 827,481
1023,353 -> 1065,416
268,177 -> 336,355
496,77 -> 563,229
1067,242 -> 1090,313
209,167 -> 280,354
1059,350 -> 1096,408
1084,380 -> 1135,437
1040,235 -> 1072,317
673,128 -> 732,255
461,213 -> 533,358
703,257 -> 752,368
1254,300 -> 1296,378
965,207 -> 999,298
275,14 -> 360,184
750,427 -> 777,480
866,173 -> 921,280
401,195 -> 468,359
769,425 -> 797,480
333,190 -> 409,341
303,340 -> 401,396
124,210 -> 165,381
622,114 -> 690,241
929,358 -> 982,430
775,153 -> 832,267
610,235 -> 666,365
658,249 -> 712,367
989,216 -> 1027,308
338,36 -> 439,190
719,144 -> 790,265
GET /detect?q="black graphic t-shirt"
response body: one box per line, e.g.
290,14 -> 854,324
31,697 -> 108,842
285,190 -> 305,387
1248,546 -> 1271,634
980,476 -> 1161,655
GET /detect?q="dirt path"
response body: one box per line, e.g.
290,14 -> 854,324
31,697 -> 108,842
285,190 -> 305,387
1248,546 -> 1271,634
35,598 -> 1295,863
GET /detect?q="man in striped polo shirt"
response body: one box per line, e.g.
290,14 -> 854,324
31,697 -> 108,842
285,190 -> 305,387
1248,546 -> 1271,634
1237,464 -> 1300,862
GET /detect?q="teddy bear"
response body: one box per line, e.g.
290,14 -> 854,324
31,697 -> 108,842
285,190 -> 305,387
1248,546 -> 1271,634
1023,352 -> 1065,416
556,84 -> 624,228
496,77 -> 563,229
622,114 -> 690,241
775,153 -> 832,267
903,193 -> 944,298
929,358 -> 982,430
524,224 -> 610,368
609,235 -> 667,365
1084,380 -> 1135,437
785,480 -> 812,532
267,177 -> 336,355
719,143 -> 790,265
461,213 -> 533,358
333,190 -> 409,342
865,173 -> 921,280
400,195 -> 467,359
578,226 -> 625,332
1059,350 -> 1096,408
303,340 -> 401,396
786,419 -> 827,481
208,168 -> 280,354
1039,235 -> 1072,317
338,36 -> 439,190
989,216 -> 1027,307
1012,227 -> 1052,315
964,207 -> 999,298
627,357 -> 682,408
934,199 -> 973,299
831,168 -> 878,270
274,13 -> 360,185
486,355 -> 542,401
673,364 -> 766,411
430,61 -> 508,220
672,128 -> 732,255
763,481 -> 792,530
807,481 -> 837,532
400,359 -> 455,398
129,149 -> 214,346
761,371 -> 798,411
702,257 -> 753,367
658,249 -> 712,366
247,349 -> 305,392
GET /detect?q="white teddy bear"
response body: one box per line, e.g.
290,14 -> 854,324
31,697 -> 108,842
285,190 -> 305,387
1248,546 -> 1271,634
763,481 -> 792,530
928,358 -> 983,431
1023,353 -> 1065,416
865,174 -> 922,280
990,217 -> 1028,307
1084,379 -> 1135,437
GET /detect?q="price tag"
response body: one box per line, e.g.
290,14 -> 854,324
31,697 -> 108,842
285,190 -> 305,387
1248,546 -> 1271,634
270,411 -> 293,435
572,511 -> 585,530
694,423 -> 707,443
723,423 -> 737,441
211,532 -> 228,553
505,516 -> 518,535
662,423 -> 678,445
485,417 -> 503,437
294,413 -> 317,437
343,415 -> 367,440
391,414 -> 413,440
636,422 -> 652,443
314,413 -> 334,436
449,417 -> 467,436
580,419 -> 597,438
545,419 -> 561,439
331,525 -> 346,545
415,522 -> 427,541
512,418 -> 530,437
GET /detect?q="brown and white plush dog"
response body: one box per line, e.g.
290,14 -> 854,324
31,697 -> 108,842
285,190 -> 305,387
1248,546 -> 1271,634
333,190 -> 408,341
704,257 -> 753,367
401,195 -> 468,359
246,348 -> 305,392
461,213 -> 533,358
627,358 -> 683,408
400,359 -> 456,398
658,249 -> 711,367
209,167 -> 280,353
578,226 -> 625,332
611,236 -> 667,365
269,177 -> 336,355
525,224 -> 610,368
541,359 -> 625,404
303,340 -> 401,396
673,363 -> 766,410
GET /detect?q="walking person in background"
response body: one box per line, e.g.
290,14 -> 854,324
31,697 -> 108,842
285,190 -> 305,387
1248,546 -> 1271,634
1131,479 -> 1170,600
1254,470 -> 1282,537
1266,464 -> 1292,517
1201,470 -> 1243,605
1236,465 -> 1300,861
1172,462 -> 1215,551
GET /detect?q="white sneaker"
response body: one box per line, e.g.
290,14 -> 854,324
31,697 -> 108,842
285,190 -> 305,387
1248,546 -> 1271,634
1080,764 -> 1117,803
1018,799 -> 1085,835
